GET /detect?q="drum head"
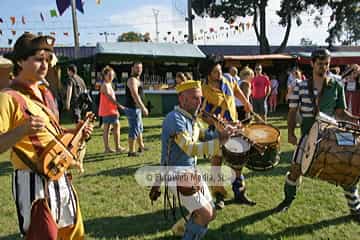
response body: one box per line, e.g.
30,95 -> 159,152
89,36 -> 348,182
243,124 -> 280,144
224,136 -> 251,153
301,122 -> 319,175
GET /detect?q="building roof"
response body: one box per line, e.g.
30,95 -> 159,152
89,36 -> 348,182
198,45 -> 360,56
224,54 -> 296,60
0,47 -> 96,59
96,42 -> 206,59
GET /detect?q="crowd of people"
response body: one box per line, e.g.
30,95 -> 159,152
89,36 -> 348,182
1,32 -> 360,240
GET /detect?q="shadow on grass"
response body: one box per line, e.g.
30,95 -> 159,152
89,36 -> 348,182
84,152 -> 126,163
83,164 -> 142,178
208,210 -> 351,240
0,161 -> 13,176
85,209 -> 173,239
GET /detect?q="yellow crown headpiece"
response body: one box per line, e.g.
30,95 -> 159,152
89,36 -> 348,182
175,80 -> 201,93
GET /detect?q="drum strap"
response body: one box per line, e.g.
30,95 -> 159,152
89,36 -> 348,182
163,136 -> 177,221
307,77 -> 328,116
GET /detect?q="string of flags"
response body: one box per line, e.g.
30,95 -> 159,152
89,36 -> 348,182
0,0 -> 252,46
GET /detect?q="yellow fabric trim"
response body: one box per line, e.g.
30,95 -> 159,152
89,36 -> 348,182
0,92 -> 58,170
174,131 -> 220,157
57,187 -> 85,240
201,79 -> 237,121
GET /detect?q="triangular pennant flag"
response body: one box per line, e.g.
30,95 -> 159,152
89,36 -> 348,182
50,32 -> 56,35
22,16 -> 26,24
56,0 -> 84,16
64,32 -> 69,36
0,30 -> 2,35
96,0 -> 101,4
76,0 -> 84,13
37,32 -> 43,36
40,12 -> 45,22
11,29 -> 16,35
50,9 -> 58,17
0,18 -> 3,23
8,39 -> 13,45
10,16 -> 16,25
57,0 -> 71,15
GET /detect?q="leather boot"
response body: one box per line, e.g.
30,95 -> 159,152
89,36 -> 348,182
274,182 -> 297,212
232,177 -> 256,206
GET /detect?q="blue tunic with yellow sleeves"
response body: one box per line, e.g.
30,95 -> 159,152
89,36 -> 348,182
161,106 -> 221,167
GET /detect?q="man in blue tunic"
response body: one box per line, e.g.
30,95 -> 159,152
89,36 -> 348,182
151,80 -> 233,239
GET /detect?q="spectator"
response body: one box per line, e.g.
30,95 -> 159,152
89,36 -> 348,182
238,66 -> 254,122
269,75 -> 279,113
65,64 -> 87,123
251,64 -> 271,122
98,66 -> 126,153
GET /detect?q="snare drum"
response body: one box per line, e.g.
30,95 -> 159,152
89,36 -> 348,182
301,121 -> 360,187
243,123 -> 281,171
222,136 -> 251,170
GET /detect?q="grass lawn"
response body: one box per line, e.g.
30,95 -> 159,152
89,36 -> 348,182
0,108 -> 359,239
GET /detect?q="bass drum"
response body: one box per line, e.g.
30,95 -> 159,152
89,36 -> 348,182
301,121 -> 360,187
243,123 -> 281,171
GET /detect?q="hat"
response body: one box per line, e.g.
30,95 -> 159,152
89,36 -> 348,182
12,33 -> 55,61
311,48 -> 331,59
175,80 -> 201,93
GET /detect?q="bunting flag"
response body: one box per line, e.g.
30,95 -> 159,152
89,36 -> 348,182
0,18 -> 3,23
40,12 -> 45,22
50,9 -> 58,17
0,30 -> 2,35
37,32 -> 43,36
50,32 -> 56,35
11,29 -> 16,35
10,16 -> 16,25
56,0 -> 84,16
22,16 -> 26,24
64,32 -> 69,36
96,0 -> 101,4
8,39 -> 13,45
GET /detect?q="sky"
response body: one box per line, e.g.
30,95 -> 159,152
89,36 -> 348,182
0,0 -> 335,47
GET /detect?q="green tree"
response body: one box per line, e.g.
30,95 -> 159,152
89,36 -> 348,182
278,0 -> 360,47
192,0 -> 299,54
192,0 -> 360,54
117,32 -> 145,42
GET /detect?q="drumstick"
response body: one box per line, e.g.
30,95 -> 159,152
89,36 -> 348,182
250,110 -> 266,124
201,110 -> 267,153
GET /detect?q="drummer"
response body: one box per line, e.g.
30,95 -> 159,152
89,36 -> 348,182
275,48 -> 360,222
199,56 -> 255,209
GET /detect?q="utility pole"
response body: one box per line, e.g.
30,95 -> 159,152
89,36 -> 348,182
186,0 -> 194,44
152,9 -> 160,42
70,0 -> 80,59
100,32 -> 111,43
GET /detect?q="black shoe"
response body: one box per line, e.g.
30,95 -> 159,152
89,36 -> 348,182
350,210 -> 360,223
274,200 -> 291,213
138,147 -> 149,153
128,152 -> 140,157
234,193 -> 256,206
214,193 -> 225,210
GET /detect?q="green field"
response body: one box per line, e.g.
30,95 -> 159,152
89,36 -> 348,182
0,110 -> 359,240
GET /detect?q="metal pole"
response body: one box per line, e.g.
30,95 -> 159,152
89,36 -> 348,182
152,9 -> 160,42
187,0 -> 194,44
71,0 -> 80,59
